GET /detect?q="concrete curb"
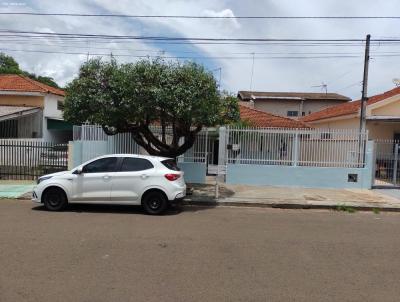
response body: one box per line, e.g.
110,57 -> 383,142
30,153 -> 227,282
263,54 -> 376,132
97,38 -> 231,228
183,199 -> 400,212
10,197 -> 400,213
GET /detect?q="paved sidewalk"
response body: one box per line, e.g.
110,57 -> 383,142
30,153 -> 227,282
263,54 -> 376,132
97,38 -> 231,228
0,181 -> 35,199
3,179 -> 400,211
185,183 -> 400,211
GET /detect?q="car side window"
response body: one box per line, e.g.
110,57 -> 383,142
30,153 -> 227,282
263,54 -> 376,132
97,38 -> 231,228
82,157 -> 118,173
120,158 -> 154,172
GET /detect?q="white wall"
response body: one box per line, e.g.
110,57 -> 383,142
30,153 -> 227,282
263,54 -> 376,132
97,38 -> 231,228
253,99 -> 347,118
42,94 -> 66,142
43,94 -> 64,119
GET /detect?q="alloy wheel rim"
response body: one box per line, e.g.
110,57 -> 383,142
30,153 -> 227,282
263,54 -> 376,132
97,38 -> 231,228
149,199 -> 161,210
48,194 -> 60,206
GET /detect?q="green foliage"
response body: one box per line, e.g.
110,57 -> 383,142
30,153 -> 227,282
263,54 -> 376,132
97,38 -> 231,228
23,72 -> 60,89
231,119 -> 253,128
0,52 -> 60,88
0,52 -> 20,74
336,204 -> 357,213
220,95 -> 240,125
64,57 -> 238,157
372,208 -> 380,214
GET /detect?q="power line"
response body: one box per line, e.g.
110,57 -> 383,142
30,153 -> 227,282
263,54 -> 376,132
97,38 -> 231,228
3,39 -> 400,54
1,30 -> 400,45
1,12 -> 400,20
3,38 -> 400,57
0,29 -> 371,41
0,29 -> 382,41
2,47 -> 400,59
4,30 -> 400,47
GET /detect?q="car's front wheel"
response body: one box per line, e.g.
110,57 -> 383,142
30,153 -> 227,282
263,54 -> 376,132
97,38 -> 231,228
43,187 -> 68,211
142,191 -> 168,215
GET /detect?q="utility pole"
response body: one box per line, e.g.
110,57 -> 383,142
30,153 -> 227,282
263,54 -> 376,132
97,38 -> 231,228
358,34 -> 371,166
359,34 -> 371,134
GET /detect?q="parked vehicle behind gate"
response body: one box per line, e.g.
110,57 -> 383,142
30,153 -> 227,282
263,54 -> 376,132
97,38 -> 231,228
39,144 -> 68,173
32,154 -> 186,215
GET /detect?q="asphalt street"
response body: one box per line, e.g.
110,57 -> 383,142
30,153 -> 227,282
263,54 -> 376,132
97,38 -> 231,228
1,199 -> 400,302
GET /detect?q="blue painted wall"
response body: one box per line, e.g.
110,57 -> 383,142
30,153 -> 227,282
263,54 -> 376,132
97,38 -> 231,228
226,164 -> 372,189
178,162 -> 206,184
226,141 -> 374,189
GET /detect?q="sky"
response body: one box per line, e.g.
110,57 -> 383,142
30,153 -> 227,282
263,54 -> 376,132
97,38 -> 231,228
0,0 -> 399,100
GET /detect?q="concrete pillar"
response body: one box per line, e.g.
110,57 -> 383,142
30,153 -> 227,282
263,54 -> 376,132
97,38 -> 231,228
364,140 -> 375,189
218,127 -> 227,167
67,141 -> 74,170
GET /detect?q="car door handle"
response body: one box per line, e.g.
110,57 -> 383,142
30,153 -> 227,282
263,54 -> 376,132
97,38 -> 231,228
103,175 -> 111,180
141,174 -> 149,179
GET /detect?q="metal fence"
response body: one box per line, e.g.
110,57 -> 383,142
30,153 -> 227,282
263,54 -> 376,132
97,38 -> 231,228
0,139 -> 68,180
375,139 -> 400,186
73,124 -> 216,164
225,127 -> 368,168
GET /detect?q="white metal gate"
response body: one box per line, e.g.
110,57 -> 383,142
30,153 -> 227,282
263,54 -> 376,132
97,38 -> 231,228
375,140 -> 400,187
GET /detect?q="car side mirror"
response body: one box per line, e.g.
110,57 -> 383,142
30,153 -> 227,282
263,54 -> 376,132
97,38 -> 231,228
75,167 -> 83,175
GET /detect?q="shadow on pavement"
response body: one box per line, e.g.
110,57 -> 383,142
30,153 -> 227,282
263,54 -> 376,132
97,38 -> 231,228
31,203 -> 216,215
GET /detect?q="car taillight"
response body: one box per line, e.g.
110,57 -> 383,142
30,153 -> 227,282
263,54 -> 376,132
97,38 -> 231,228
165,173 -> 181,181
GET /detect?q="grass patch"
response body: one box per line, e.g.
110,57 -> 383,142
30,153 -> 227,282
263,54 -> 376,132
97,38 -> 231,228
336,204 -> 357,213
372,208 -> 380,214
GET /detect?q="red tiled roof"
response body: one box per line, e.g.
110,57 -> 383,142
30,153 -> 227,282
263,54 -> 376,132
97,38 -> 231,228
301,86 -> 400,122
0,74 -> 65,96
239,105 -> 310,128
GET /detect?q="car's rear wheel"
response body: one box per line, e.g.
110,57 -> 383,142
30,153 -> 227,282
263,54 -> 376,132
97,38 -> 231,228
43,187 -> 68,211
142,191 -> 168,215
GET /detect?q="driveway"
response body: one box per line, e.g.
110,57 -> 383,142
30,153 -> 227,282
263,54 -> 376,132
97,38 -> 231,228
1,200 -> 400,301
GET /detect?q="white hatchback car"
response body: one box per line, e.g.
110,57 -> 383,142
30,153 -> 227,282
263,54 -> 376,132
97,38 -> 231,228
32,154 -> 186,215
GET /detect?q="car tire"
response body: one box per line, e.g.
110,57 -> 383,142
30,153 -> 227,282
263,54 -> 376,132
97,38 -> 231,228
43,187 -> 68,211
142,191 -> 168,215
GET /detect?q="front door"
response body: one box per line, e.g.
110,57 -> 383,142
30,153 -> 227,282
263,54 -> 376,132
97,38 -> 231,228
72,157 -> 118,202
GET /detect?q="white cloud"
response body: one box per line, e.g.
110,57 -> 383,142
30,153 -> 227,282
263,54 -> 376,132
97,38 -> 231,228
203,9 -> 240,29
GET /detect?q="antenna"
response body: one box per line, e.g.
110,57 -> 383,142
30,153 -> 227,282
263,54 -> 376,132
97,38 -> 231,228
212,67 -> 222,91
393,78 -> 400,87
311,82 -> 328,94
249,52 -> 255,90
86,38 -> 90,62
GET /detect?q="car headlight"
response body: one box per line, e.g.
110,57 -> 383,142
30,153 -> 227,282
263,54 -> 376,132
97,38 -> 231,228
37,176 -> 53,184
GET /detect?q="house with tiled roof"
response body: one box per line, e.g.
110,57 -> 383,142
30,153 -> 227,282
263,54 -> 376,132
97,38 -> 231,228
238,91 -> 350,119
239,104 -> 310,128
301,86 -> 400,140
0,74 -> 71,142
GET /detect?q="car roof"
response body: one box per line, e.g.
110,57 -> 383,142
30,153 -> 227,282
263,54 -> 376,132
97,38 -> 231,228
95,154 -> 171,161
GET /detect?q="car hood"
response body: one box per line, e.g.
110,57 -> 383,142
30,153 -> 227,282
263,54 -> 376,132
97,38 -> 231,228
40,171 -> 69,178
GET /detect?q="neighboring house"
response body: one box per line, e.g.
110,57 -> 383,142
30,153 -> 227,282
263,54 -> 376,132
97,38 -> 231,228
239,104 -> 310,128
238,91 -> 350,119
0,74 -> 72,142
301,86 -> 400,140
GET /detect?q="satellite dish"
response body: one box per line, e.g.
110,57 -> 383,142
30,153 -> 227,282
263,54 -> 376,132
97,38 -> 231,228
393,78 -> 400,87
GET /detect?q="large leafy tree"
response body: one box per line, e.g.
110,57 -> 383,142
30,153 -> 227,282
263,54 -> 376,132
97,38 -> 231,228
64,58 -> 239,157
0,52 -> 20,74
0,52 -> 60,88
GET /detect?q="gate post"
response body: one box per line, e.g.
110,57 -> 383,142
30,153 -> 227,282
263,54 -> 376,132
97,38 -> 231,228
393,143 -> 399,185
218,126 -> 227,168
292,129 -> 299,166
67,141 -> 74,170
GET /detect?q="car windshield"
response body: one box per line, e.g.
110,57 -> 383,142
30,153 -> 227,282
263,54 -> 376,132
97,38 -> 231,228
161,159 -> 180,171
